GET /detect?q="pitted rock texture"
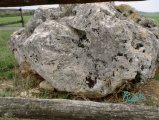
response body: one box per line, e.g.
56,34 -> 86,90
9,3 -> 159,98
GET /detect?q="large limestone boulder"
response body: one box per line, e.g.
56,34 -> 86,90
9,3 -> 159,98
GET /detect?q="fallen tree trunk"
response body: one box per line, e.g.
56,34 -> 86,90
0,97 -> 159,120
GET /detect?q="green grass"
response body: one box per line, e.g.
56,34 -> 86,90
154,74 -> 159,81
141,13 -> 159,26
145,15 -> 159,26
0,31 -> 19,80
0,10 -> 34,17
0,16 -> 32,27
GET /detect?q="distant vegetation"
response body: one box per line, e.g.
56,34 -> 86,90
0,10 -> 34,17
0,16 -> 32,27
0,30 -> 19,80
139,12 -> 159,16
140,12 -> 159,26
0,10 -> 33,27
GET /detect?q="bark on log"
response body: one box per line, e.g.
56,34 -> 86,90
0,0 -> 145,7
0,97 -> 159,120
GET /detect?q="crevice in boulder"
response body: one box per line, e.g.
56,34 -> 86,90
136,18 -> 141,24
131,72 -> 142,84
123,40 -> 127,43
124,54 -> 128,60
149,66 -> 152,70
78,42 -> 85,48
119,65 -> 125,70
129,58 -> 133,63
129,10 -> 134,14
85,76 -> 97,88
117,52 -> 123,56
135,43 -> 144,49
141,65 -> 144,71
112,55 -> 118,62
72,29 -> 90,49
113,71 -> 115,76
92,28 -> 100,36
131,41 -> 144,50
116,9 -> 122,13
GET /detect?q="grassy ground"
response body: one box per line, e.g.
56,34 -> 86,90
141,13 -> 159,26
145,15 -> 159,26
0,10 -> 34,17
0,16 -> 32,27
0,31 -> 19,80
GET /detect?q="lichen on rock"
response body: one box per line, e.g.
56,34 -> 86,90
9,2 -> 159,98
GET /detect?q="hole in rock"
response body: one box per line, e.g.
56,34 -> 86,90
116,9 -> 122,13
17,32 -> 21,35
129,10 -> 133,14
89,72 -> 92,75
85,76 -> 96,88
135,43 -> 144,49
13,48 -> 17,51
72,39 -> 75,42
113,71 -> 115,76
80,34 -> 87,41
117,53 -> 123,56
131,72 -> 142,84
92,28 -> 99,35
124,54 -> 128,59
112,56 -> 118,61
136,18 -> 141,23
78,43 -> 85,48
129,58 -> 132,63
123,13 -> 127,17
119,65 -> 125,69
78,34 -> 89,48
123,40 -> 127,43
141,65 -> 144,70
149,66 -> 152,69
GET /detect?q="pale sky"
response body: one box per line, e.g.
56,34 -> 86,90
0,0 -> 159,12
115,0 -> 159,12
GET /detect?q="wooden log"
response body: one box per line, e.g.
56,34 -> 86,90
0,20 -> 22,27
0,97 -> 159,120
0,0 -> 145,7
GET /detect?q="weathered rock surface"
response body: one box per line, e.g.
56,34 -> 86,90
39,81 -> 54,91
9,3 -> 159,98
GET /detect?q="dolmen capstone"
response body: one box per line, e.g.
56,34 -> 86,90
9,2 -> 159,98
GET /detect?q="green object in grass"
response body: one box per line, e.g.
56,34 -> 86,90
123,91 -> 146,104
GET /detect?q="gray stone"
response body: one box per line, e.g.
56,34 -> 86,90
39,81 -> 54,91
9,3 -> 159,98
